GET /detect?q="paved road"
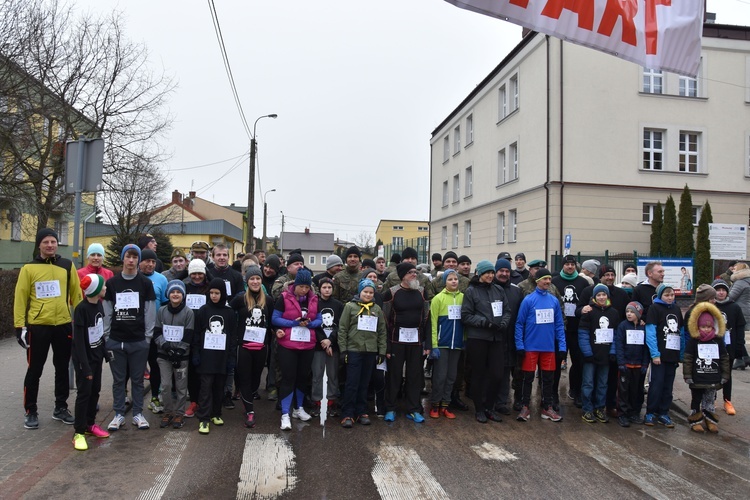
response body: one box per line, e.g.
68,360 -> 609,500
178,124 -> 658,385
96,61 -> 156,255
2,336 -> 750,499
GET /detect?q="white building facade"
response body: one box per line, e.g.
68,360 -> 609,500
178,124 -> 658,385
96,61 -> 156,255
430,25 -> 750,266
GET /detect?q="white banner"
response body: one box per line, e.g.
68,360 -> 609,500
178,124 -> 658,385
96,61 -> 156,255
444,0 -> 704,76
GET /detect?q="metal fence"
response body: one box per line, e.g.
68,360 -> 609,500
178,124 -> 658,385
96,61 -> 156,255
380,237 -> 430,265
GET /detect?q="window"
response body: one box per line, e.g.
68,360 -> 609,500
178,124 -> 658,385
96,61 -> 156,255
451,223 -> 459,248
679,75 -> 698,97
442,181 -> 449,207
510,142 -> 518,180
453,174 -> 460,203
499,85 -> 507,120
510,74 -> 519,110
465,166 -> 473,197
466,114 -> 473,145
443,136 -> 450,162
392,225 -> 404,230
441,226 -> 448,250
497,148 -> 506,185
322,256 -> 327,265
643,68 -> 663,94
679,132 -> 700,173
418,226 -> 429,231
453,125 -> 461,153
692,206 -> 702,226
497,212 -> 505,244
309,255 -> 316,265
643,129 -> 664,170
392,236 -> 404,247
464,220 -> 472,247
642,203 -> 655,224
53,221 -> 69,245
509,209 -> 517,242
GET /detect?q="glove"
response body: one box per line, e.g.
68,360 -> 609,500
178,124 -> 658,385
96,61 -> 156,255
556,351 -> 566,362
685,378 -> 694,385
192,353 -> 201,367
721,378 -> 728,385
173,347 -> 187,359
376,355 -> 385,365
609,354 -> 617,363
516,349 -> 526,362
163,341 -> 177,352
167,348 -> 177,360
429,348 -> 441,360
16,327 -> 28,349
339,352 -> 348,364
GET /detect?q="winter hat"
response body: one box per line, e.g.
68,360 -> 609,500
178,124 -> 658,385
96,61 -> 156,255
432,253 -> 443,262
137,234 -> 156,249
626,301 -> 644,321
166,279 -> 186,298
593,283 -> 610,298
655,284 -> 673,300
442,269 -> 458,284
476,260 -> 495,276
244,266 -> 262,282
497,251 -> 512,261
515,253 -> 526,261
141,249 -> 158,262
712,279 -> 730,292
264,254 -> 281,273
188,258 -> 206,275
695,283 -> 716,303
402,247 -> 418,261
86,243 -> 105,258
599,264 -> 616,278
326,255 -> 343,270
416,263 -> 430,274
389,253 -> 402,264
495,259 -> 511,271
535,268 -> 552,281
528,259 -> 546,268
35,228 -> 59,248
318,277 -> 334,288
457,255 -> 472,265
397,262 -> 416,279
358,278 -> 375,295
362,258 -> 376,270
294,269 -> 312,287
442,251 -> 458,262
120,244 -> 141,262
698,311 -> 714,329
562,254 -> 577,265
360,268 -> 377,281
581,259 -> 600,274
621,273 -> 638,288
346,245 -> 362,258
80,274 -> 104,298
191,240 -> 210,252
171,248 -> 187,260
287,253 -> 304,266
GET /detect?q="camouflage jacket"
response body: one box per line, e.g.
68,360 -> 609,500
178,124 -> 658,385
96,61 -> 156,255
382,270 -> 432,299
333,268 -> 362,303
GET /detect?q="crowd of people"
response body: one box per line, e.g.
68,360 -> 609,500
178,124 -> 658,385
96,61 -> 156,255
13,228 -> 750,450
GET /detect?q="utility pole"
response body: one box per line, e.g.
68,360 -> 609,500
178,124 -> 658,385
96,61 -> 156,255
280,211 -> 285,255
245,114 -> 278,253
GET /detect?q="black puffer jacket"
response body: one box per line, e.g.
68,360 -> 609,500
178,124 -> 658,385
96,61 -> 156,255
461,276 -> 512,342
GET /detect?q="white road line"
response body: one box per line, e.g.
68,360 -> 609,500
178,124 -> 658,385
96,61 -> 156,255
237,434 -> 297,500
371,443 -> 449,500
136,432 -> 190,500
470,442 -> 518,462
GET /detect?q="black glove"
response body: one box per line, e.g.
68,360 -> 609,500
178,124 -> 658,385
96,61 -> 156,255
516,349 -> 526,362
556,350 -> 567,362
167,349 -> 177,360
339,352 -> 348,364
192,353 -> 201,367
163,341 -> 177,352
609,354 -> 617,364
173,347 -> 187,359
105,350 -> 113,363
16,327 -> 28,349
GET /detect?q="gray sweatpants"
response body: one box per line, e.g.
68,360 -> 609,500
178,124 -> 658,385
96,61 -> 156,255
430,348 -> 462,404
107,338 -> 150,415
157,358 -> 189,416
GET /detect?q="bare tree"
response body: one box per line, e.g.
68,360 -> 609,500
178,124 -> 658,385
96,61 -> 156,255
353,231 -> 375,255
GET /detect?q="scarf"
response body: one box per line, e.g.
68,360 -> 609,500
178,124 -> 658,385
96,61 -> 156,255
357,301 -> 373,316
559,269 -> 579,281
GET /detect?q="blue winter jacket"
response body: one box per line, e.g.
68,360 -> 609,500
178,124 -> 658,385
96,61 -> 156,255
431,288 -> 465,349
515,287 -> 566,353
615,319 -> 650,368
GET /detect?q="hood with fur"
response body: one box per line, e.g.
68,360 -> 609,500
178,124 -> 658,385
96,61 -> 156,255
687,301 -> 725,340
731,267 -> 750,283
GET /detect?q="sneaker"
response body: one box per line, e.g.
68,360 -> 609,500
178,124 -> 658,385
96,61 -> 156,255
594,408 -> 609,423
24,412 -> 39,429
406,412 -> 425,423
211,416 -> 224,426
185,402 -> 198,418
512,400 -> 523,412
328,401 -> 340,417
73,433 -> 88,451
495,406 -> 512,416
450,397 -> 470,411
233,391 -> 242,400
429,406 -> 440,419
86,424 -> 110,438
475,411 -> 488,423
172,415 -> 184,429
160,414 -> 174,428
517,406 -> 531,422
440,407 -> 456,419
617,415 -> 631,427
245,412 -> 256,428
253,391 -> 260,400
292,407 -> 312,421
657,414 -> 675,428
148,397 -> 164,414
582,412 -> 596,423
340,417 -> 354,428
357,414 -> 371,425
280,414 -> 292,430
267,388 -> 278,401
132,413 -> 150,429
541,407 -> 563,422
223,392 -> 235,410
199,421 -> 209,434
52,407 -> 74,424
724,400 -> 736,415
108,414 -> 125,431
629,414 -> 645,425
384,411 -> 396,422
644,413 -> 656,426
485,410 -> 503,422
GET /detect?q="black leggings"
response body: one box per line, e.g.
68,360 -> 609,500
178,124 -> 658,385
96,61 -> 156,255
24,324 -> 72,413
73,349 -> 104,434
277,346 -> 314,411
466,338 -> 505,412
237,346 -> 267,413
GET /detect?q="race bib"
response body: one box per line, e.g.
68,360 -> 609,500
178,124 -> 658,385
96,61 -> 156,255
204,332 -> 226,350
665,333 -> 680,350
535,309 -> 554,324
376,358 -> 388,372
725,331 -> 731,346
186,294 -> 206,310
323,327 -> 333,338
698,343 -> 719,360
626,330 -> 644,345
163,325 -> 184,342
35,280 -> 61,299
290,326 -> 310,342
448,305 -> 461,320
225,281 -> 232,296
115,291 -> 139,310
564,302 -> 576,317
88,322 -> 104,345
243,326 -> 266,343
399,327 -> 419,343
595,328 -> 614,344
491,301 -> 503,317
358,315 -> 377,332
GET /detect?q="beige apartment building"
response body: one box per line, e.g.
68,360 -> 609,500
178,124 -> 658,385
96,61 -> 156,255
430,24 -> 750,266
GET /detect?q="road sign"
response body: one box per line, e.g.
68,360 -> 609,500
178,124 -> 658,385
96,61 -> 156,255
64,138 -> 104,194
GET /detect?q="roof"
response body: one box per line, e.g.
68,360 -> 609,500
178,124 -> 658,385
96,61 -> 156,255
86,219 -> 243,241
281,231 -> 335,253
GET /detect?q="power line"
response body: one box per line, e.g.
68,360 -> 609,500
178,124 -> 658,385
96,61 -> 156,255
195,154 -> 247,194
168,152 -> 249,172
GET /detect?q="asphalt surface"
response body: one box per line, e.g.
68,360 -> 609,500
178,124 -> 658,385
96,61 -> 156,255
2,335 -> 750,499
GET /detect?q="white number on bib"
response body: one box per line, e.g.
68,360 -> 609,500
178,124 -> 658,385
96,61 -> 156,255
535,309 -> 554,324
186,294 -> 206,310
163,325 -> 184,342
204,332 -> 226,350
626,330 -> 644,345
115,292 -> 139,310
448,305 -> 461,320
698,343 -> 719,360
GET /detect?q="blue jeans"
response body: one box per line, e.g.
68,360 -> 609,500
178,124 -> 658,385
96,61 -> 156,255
647,361 -> 677,415
581,362 -> 609,413
342,352 -> 376,418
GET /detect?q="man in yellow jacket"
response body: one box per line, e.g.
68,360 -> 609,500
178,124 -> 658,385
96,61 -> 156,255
14,228 -> 82,429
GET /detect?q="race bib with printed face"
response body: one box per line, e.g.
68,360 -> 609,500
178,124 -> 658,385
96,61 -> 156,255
698,343 -> 719,360
535,309 -> 554,324
243,326 -> 266,344
448,305 -> 461,320
186,294 -> 206,310
323,327 -> 333,338
115,292 -> 139,310
398,327 -> 419,343
88,323 -> 104,345
290,327 -> 310,342
35,280 -> 61,299
564,302 -> 576,317
204,332 -> 226,350
595,328 -> 614,344
163,325 -> 184,342
358,315 -> 377,332
665,333 -> 680,350
626,330 -> 644,345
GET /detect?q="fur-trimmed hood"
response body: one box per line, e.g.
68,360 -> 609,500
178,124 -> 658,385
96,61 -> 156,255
731,267 -> 750,283
687,302 -> 725,340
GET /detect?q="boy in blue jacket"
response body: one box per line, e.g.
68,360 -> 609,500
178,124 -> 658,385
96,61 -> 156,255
614,301 -> 649,427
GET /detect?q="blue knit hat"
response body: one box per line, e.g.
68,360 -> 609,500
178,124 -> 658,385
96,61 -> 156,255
358,278 -> 375,294
295,269 -> 312,287
593,283 -> 610,298
86,243 -> 105,258
495,259 -> 511,271
656,283 -> 673,300
120,244 -> 141,262
476,260 -> 494,276
442,269 -> 458,284
167,279 -> 186,298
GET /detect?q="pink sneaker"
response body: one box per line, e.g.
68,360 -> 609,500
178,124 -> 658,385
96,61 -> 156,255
86,424 -> 110,438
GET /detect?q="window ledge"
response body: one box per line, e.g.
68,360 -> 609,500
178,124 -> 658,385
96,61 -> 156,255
496,178 -> 520,188
639,169 -> 708,177
638,92 -> 708,102
496,108 -> 519,126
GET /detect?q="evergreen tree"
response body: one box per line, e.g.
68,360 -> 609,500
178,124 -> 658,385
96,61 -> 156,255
105,231 -> 134,268
694,201 -> 713,288
676,184 -> 695,256
151,229 -> 174,267
650,201 -> 663,256
660,195 -> 677,256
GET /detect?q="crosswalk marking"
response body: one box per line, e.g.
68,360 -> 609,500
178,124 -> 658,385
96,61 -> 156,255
471,442 -> 518,462
237,434 -> 297,500
371,443 -> 448,499
137,433 -> 190,500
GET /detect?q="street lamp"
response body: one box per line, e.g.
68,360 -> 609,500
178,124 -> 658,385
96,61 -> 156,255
246,113 -> 278,252
262,188 -> 276,253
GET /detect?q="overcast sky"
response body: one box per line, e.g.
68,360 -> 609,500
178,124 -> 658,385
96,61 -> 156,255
77,0 -> 749,243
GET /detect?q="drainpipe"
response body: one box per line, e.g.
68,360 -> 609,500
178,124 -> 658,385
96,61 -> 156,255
544,35 -> 551,262
559,39 -> 565,259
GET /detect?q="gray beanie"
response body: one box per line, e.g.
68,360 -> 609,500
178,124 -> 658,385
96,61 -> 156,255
326,255 -> 343,270
582,259 -> 600,274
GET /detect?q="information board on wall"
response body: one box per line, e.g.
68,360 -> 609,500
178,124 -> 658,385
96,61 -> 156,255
709,224 -> 747,260
637,258 -> 694,296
